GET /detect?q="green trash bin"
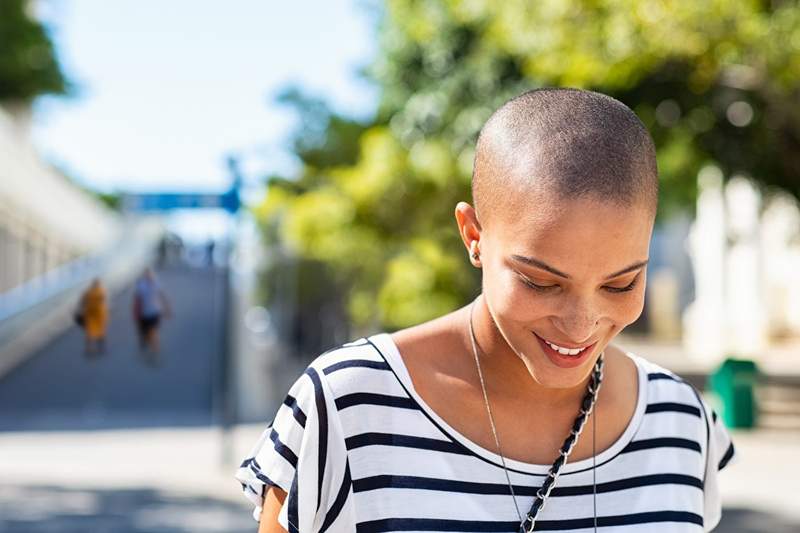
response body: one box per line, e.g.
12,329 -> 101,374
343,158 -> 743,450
709,358 -> 759,429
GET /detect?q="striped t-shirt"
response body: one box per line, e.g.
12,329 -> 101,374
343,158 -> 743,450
236,333 -> 735,532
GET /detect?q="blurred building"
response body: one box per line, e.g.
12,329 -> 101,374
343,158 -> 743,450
682,168 -> 800,364
0,103 -> 120,294
627,163 -> 800,368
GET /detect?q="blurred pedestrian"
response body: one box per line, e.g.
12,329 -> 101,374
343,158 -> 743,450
132,267 -> 172,365
157,235 -> 168,268
205,239 -> 216,267
79,277 -> 108,357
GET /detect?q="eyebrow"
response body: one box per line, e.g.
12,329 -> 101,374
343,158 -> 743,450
510,255 -> 649,280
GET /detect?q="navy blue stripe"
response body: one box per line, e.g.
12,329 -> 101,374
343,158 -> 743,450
345,432 -> 469,455
536,511 -> 704,530
684,380 -> 711,489
648,372 -> 681,382
353,474 -> 520,495
239,457 -> 281,490
287,468 -> 300,533
283,394 -> 307,428
305,367 -> 328,514
320,460 -> 352,533
248,462 -> 281,488
622,437 -> 702,454
335,392 -> 417,411
356,512 -> 703,532
645,402 -> 702,418
324,359 -> 391,374
719,442 -> 735,470
270,429 -> 299,468
352,473 -> 701,497
242,482 -> 260,496
553,473 -> 702,496
356,518 -> 516,532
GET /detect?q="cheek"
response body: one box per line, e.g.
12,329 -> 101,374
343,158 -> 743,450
610,285 -> 646,327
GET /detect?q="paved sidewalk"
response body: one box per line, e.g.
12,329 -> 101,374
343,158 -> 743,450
0,424 -> 798,532
0,425 -> 260,533
618,334 -> 800,378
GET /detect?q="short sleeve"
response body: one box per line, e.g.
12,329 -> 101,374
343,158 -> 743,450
701,398 -> 736,532
235,365 -> 351,532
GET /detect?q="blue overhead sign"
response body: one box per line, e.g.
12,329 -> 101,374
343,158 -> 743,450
122,186 -> 240,214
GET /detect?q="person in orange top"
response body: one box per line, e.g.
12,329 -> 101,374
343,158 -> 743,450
80,278 -> 109,356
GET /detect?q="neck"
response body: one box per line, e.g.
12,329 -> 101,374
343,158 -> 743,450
467,294 -> 592,410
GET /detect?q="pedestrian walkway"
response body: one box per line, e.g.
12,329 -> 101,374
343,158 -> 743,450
0,265 -> 226,431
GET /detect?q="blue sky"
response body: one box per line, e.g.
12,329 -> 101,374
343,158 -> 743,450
32,0 -> 379,196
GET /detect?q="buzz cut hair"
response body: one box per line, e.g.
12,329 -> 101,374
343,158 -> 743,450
471,88 -> 659,225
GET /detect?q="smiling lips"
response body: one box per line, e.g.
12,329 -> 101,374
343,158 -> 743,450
535,333 -> 594,356
533,332 -> 596,369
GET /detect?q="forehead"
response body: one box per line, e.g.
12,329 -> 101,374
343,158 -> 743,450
486,191 -> 653,277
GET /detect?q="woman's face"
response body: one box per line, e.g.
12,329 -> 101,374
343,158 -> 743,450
478,192 -> 654,389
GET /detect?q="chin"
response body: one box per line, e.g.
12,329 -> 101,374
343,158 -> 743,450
527,362 -> 598,390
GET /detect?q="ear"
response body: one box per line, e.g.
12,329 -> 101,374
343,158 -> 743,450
455,202 -> 482,267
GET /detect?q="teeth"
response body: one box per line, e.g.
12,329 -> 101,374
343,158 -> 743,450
545,340 -> 586,356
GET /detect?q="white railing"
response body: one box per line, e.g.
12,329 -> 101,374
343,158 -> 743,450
0,254 -> 104,323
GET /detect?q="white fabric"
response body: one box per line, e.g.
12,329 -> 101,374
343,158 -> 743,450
236,333 -> 734,532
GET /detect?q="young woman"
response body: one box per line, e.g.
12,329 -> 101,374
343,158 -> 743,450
237,89 -> 734,532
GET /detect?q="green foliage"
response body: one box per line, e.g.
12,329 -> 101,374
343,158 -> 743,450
0,0 -> 68,101
276,88 -> 366,169
258,0 -> 800,330
94,192 -> 121,211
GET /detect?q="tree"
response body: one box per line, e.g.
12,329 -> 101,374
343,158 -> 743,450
257,0 -> 800,331
0,0 -> 68,101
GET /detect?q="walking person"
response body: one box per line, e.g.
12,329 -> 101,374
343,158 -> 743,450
132,267 -> 172,365
79,277 -> 108,357
236,89 -> 735,532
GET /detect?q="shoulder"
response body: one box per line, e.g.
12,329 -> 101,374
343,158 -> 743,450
623,349 -> 705,406
621,348 -> 723,451
307,336 -> 388,374
302,335 -> 398,399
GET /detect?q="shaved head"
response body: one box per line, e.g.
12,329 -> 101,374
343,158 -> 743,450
472,88 -> 658,226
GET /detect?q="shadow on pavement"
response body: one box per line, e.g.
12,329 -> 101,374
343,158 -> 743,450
0,484 -> 254,533
0,410 -> 213,432
717,506 -> 799,532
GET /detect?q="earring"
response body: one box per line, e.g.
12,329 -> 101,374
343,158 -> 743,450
470,241 -> 480,261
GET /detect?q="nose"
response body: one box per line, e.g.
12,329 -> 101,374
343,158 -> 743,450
551,300 -> 600,344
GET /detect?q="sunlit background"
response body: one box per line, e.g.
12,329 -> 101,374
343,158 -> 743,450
1,0 -> 799,531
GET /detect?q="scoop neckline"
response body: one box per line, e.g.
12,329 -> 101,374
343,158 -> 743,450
368,332 -> 648,476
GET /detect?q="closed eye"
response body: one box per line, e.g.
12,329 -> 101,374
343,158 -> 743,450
519,277 -> 557,292
518,273 -> 641,293
602,274 -> 640,293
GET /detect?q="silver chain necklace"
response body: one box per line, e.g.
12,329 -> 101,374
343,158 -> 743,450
468,299 -> 604,532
